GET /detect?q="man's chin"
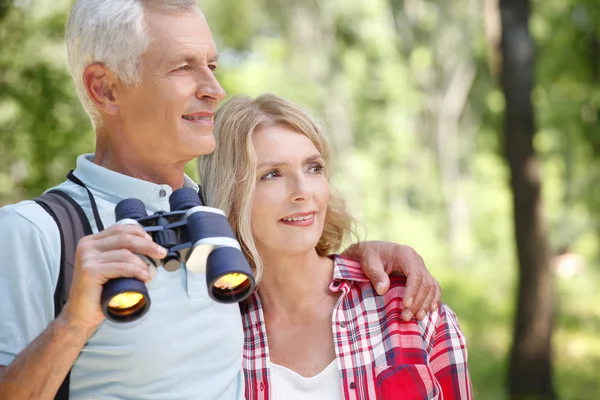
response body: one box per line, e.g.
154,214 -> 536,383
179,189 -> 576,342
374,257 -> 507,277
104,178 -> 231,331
190,137 -> 216,157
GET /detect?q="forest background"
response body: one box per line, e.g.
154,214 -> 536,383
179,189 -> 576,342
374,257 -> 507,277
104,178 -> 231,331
0,0 -> 598,399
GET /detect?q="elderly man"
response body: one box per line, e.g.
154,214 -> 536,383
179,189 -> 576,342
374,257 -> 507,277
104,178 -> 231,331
0,1 -> 440,399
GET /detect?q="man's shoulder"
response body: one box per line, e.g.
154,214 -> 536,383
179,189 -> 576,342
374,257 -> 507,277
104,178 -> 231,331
1,199 -> 51,227
0,198 -> 61,280
0,193 -> 65,243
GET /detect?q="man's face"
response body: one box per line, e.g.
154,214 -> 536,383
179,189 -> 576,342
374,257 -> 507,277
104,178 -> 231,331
115,10 -> 225,165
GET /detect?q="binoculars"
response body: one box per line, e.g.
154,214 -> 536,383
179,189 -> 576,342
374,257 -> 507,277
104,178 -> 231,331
101,187 -> 255,323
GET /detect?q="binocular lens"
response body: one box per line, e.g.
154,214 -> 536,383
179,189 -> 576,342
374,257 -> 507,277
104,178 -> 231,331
211,274 -> 253,302
108,292 -> 145,309
102,278 -> 151,322
213,273 -> 249,290
105,293 -> 149,321
206,246 -> 255,303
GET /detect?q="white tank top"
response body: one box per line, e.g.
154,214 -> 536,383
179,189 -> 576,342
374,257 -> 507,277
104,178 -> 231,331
269,360 -> 343,400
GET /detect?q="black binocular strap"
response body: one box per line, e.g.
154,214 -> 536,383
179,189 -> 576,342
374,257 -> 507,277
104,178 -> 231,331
67,170 -> 104,232
34,190 -> 93,400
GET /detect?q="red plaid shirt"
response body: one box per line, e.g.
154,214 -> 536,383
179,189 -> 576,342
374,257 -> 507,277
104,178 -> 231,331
242,255 -> 472,399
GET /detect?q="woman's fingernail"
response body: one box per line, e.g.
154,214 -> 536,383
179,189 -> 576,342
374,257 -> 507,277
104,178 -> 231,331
405,297 -> 413,308
376,282 -> 385,293
403,311 -> 413,321
418,310 -> 426,320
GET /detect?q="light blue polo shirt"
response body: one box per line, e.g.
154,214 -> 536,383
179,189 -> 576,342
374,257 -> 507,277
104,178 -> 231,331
0,154 -> 244,399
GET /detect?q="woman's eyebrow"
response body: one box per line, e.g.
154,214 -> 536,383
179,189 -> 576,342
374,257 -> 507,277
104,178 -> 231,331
257,154 -> 322,170
304,154 -> 323,164
257,161 -> 290,170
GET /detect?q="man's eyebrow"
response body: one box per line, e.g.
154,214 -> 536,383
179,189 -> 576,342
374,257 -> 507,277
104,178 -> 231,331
170,53 -> 219,65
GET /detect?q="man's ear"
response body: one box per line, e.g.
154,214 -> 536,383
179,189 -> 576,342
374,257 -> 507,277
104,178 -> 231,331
83,63 -> 120,116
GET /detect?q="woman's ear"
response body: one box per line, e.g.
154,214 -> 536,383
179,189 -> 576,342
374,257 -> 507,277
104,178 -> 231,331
83,63 -> 119,115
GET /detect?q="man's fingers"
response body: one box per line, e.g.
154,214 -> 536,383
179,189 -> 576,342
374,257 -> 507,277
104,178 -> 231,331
374,274 -> 390,296
86,261 -> 150,283
402,269 -> 423,311
403,278 -> 431,321
98,249 -> 149,268
91,223 -> 150,240
416,283 -> 437,320
363,257 -> 390,295
430,279 -> 441,311
90,233 -> 166,259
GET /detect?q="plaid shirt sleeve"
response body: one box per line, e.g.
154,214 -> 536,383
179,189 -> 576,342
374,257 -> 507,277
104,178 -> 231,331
427,304 -> 472,399
332,256 -> 472,399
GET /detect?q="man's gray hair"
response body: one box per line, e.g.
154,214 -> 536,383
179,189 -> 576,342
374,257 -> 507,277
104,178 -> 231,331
66,0 -> 203,127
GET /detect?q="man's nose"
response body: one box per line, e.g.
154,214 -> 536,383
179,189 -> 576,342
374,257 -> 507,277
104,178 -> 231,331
196,67 -> 226,102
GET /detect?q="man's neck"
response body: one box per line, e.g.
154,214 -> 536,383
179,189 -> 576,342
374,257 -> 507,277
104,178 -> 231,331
94,139 -> 187,189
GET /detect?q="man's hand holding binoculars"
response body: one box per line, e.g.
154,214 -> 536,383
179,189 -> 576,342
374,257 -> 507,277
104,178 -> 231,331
60,224 -> 167,334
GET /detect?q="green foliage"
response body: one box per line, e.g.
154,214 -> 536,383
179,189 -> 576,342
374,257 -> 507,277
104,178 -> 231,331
0,0 -> 599,398
0,2 -> 92,204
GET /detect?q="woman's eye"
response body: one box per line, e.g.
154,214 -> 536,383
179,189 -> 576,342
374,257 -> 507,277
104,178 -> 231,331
261,170 -> 280,180
309,164 -> 325,174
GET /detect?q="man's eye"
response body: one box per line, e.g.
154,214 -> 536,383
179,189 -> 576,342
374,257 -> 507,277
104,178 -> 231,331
176,65 -> 191,71
209,64 -> 218,72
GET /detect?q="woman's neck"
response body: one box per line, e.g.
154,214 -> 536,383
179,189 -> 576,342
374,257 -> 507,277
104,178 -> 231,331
257,250 -> 336,321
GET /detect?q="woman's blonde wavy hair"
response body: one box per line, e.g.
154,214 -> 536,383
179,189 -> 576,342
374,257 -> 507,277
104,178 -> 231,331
197,93 -> 357,283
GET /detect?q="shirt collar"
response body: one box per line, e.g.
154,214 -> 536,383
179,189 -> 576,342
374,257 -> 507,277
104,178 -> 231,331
73,153 -> 200,206
329,255 -> 369,292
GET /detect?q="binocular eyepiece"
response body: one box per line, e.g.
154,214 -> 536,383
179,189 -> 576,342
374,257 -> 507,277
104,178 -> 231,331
101,187 -> 256,323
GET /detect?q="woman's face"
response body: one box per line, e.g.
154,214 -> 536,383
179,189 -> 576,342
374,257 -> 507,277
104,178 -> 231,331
250,124 -> 330,257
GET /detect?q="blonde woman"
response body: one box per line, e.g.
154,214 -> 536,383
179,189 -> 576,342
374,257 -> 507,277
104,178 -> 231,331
198,94 -> 472,399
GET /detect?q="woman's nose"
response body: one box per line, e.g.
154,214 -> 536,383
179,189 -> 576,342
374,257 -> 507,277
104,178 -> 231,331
289,175 -> 312,202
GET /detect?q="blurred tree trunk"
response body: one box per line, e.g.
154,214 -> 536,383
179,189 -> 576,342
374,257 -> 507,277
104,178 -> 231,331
499,0 -> 556,399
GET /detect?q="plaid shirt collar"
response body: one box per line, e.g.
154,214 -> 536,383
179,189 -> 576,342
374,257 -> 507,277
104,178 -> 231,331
330,254 -> 370,283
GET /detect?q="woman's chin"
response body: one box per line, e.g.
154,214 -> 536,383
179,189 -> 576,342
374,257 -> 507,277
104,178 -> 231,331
276,241 -> 322,257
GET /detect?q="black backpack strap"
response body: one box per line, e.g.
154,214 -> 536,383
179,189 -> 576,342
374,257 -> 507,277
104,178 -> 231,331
33,190 -> 93,400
